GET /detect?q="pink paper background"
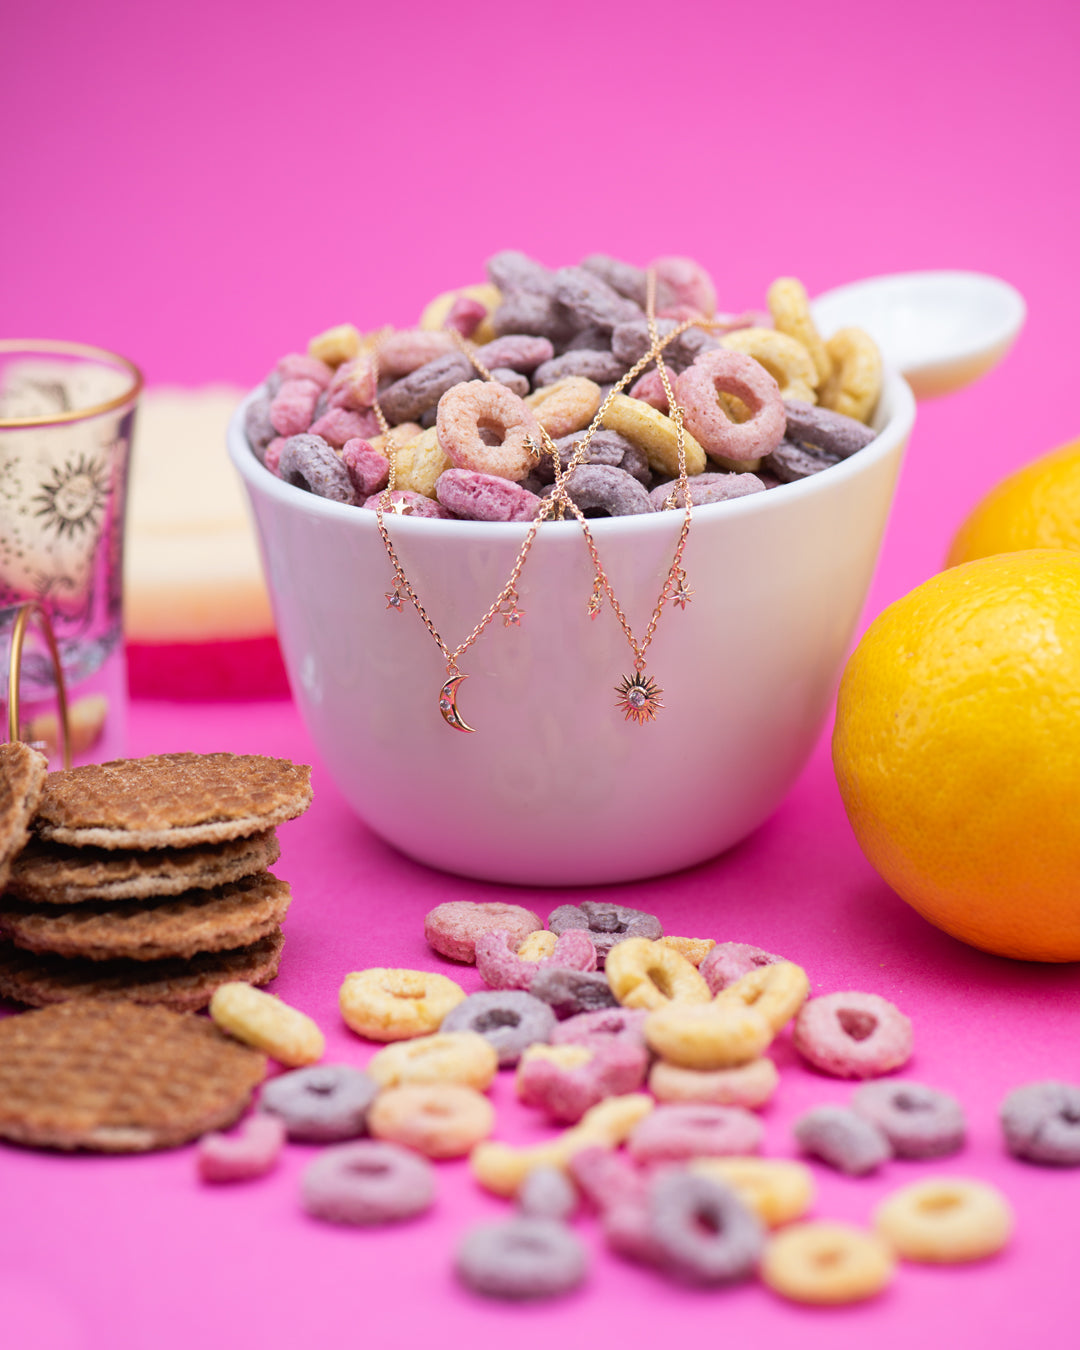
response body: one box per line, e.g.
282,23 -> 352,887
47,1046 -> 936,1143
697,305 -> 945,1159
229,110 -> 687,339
3,1 -> 1080,1346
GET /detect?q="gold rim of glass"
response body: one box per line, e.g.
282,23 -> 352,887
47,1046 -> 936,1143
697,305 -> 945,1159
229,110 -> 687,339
0,339 -> 143,428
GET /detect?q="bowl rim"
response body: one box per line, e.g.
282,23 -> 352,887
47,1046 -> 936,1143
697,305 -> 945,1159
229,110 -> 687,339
227,366 -> 916,539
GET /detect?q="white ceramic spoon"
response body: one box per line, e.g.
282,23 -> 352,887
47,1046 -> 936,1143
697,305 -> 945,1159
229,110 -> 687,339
811,270 -> 1026,401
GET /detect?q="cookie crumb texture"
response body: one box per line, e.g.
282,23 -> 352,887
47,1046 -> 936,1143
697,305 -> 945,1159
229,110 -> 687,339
0,1001 -> 267,1151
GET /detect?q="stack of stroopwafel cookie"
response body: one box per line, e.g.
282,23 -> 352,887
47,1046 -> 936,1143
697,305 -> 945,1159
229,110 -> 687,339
0,750 -> 312,1011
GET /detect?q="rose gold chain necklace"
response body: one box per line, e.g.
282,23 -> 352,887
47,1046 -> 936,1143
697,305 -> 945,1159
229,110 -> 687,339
370,271 -> 702,732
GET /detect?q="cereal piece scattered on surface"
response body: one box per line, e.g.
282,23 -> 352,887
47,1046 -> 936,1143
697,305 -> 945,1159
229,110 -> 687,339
627,1103 -> 764,1164
440,989 -> 556,1067
529,967 -> 619,1019
366,1031 -> 498,1092
547,901 -> 663,965
517,1164 -> 578,1221
873,1178 -> 1013,1263
605,938 -> 711,1011
551,1006 -> 649,1048
1000,1080 -> 1080,1165
699,941 -> 783,996
761,1221 -> 895,1304
715,960 -> 810,1033
301,1140 -> 435,1225
367,1082 -> 495,1158
259,1063 -> 378,1141
850,1080 -> 966,1158
643,1000 -> 774,1070
793,1104 -> 893,1175
339,968 -> 466,1043
516,1039 -> 648,1123
198,1112 -> 286,1183
792,990 -> 913,1078
211,982 -> 325,1067
648,1057 -> 779,1109
646,1170 -> 764,1286
474,927 -> 596,992
689,1157 -> 815,1229
456,1217 -> 588,1300
424,901 -> 543,964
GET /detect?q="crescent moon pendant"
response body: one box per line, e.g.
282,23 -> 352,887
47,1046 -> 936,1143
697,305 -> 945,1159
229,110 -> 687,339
438,674 -> 477,733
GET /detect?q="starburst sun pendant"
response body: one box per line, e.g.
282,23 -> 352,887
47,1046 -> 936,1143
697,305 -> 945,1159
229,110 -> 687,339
615,671 -> 664,725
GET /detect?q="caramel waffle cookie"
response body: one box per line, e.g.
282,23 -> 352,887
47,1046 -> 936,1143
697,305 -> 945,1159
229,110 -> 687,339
0,742 -> 48,891
6,829 -> 281,904
0,928 -> 284,1012
33,752 -> 313,850
0,1000 -> 268,1151
0,871 -> 291,962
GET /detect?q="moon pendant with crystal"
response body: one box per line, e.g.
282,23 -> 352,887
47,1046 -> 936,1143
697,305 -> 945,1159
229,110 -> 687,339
438,673 -> 476,733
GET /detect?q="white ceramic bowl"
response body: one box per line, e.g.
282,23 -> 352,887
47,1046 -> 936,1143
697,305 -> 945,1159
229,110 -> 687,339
228,372 -> 915,885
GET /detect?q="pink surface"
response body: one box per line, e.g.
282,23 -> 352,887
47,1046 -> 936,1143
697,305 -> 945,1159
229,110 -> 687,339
3,0 -> 1080,1345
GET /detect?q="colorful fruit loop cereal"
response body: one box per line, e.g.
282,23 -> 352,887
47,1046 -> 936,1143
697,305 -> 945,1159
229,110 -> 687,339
440,989 -> 557,1067
761,1221 -> 895,1305
648,1056 -> 780,1109
456,1217 -> 588,1300
689,1157 -> 815,1229
674,349 -> 786,468
641,1170 -> 765,1286
209,982 -> 325,1068
367,1083 -> 495,1159
627,1103 -> 764,1163
528,967 -> 619,1018
715,959 -> 810,1032
365,1031 -> 498,1092
699,941 -> 783,995
259,1064 -> 379,1142
656,936 -> 716,966
197,1112 -> 286,1184
643,1000 -> 774,1070
339,968 -> 466,1042
550,1006 -> 649,1047
605,938 -> 711,1010
1000,1080 -> 1080,1164
516,1040 -> 648,1123
850,1080 -> 966,1158
301,1140 -> 435,1226
873,1178 -> 1013,1263
793,1104 -> 893,1176
424,901 -> 542,963
792,990 -> 913,1078
546,900 -> 663,964
473,926 -> 596,992
517,1165 -> 578,1221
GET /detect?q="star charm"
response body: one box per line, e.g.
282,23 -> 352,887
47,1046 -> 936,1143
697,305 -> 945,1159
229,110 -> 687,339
672,582 -> 694,610
385,588 -> 405,612
587,593 -> 602,620
389,496 -> 412,515
501,602 -> 524,627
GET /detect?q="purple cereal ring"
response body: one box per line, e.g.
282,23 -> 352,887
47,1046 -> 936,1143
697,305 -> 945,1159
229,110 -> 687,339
310,406 -> 380,448
793,1104 -> 893,1176
379,352 -> 474,424
649,256 -> 718,319
784,399 -> 877,460
491,293 -> 574,346
378,330 -> 456,379
553,266 -> 642,332
544,466 -> 652,517
259,1063 -> 379,1142
475,927 -> 597,992
627,1103 -> 764,1164
1000,1081 -> 1080,1165
533,350 -> 628,387
516,1039 -> 648,1123
850,1080 -> 965,1158
278,434 -> 359,504
244,389 -> 278,462
301,1140 -> 435,1225
424,901 -> 543,964
612,319 -> 718,374
197,1112 -> 286,1183
360,490 -> 453,519
675,349 -> 786,465
517,1165 -> 578,1221
440,989 -> 556,1067
456,1217 -> 588,1300
475,335 -> 554,373
649,472 -> 765,510
435,468 -> 542,523
551,1006 -> 649,1048
647,1170 -> 764,1286
436,380 -> 543,482
762,439 -> 840,483
529,967 -> 619,1019
793,991 -> 913,1079
341,439 -> 389,496
277,352 -> 333,387
490,368 -> 530,398
487,250 -> 557,295
700,942 -> 783,996
548,901 -> 663,964
581,254 -> 678,311
270,377 -> 321,437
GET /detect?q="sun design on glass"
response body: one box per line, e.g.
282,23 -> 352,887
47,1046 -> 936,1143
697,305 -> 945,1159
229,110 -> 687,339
31,454 -> 110,541
615,671 -> 664,725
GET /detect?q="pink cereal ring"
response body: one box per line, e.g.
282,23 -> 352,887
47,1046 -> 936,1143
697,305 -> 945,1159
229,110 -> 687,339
649,256 -> 718,318
627,1103 -> 764,1164
700,942 -> 783,996
263,438 -> 286,476
310,406 -> 380,448
435,468 -> 542,523
674,349 -> 786,466
793,991 -> 913,1079
277,352 -> 333,387
197,1112 -> 286,1183
341,439 -> 389,496
516,1039 -> 649,1123
436,380 -> 543,482
379,329 -> 457,378
629,369 -> 670,411
360,489 -> 453,518
424,901 -> 543,964
475,927 -> 597,992
269,377 -> 321,437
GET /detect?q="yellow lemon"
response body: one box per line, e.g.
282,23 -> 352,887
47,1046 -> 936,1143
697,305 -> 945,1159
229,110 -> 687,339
832,550 -> 1080,961
948,436 -> 1080,564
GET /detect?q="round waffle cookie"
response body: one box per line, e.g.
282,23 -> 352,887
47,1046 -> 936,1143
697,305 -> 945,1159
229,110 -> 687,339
0,741 -> 49,890
0,929 -> 284,1011
33,752 -> 313,850
0,871 -> 291,961
0,1000 -> 268,1151
6,829 -> 281,904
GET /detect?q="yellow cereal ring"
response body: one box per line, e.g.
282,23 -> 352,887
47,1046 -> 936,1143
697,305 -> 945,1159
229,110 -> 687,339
818,326 -> 883,423
720,328 -> 820,403
690,1157 -> 815,1228
368,423 -> 422,454
516,930 -> 558,962
656,936 -> 716,967
873,1178 -> 1013,1263
605,938 -> 712,1011
600,393 -> 707,477
715,960 -> 811,1032
643,1000 -> 774,1070
339,968 -> 466,1042
307,323 -> 362,368
767,277 -> 833,387
470,1092 -> 654,1197
762,1221 -> 895,1305
648,1056 -> 779,1108
525,377 -> 603,439
419,283 -> 501,346
389,427 -> 453,498
367,1083 -> 495,1159
209,982 -> 324,1068
366,1031 -> 498,1091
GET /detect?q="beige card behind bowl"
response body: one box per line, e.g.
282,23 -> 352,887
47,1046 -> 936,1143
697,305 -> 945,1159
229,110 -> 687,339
125,388 -> 274,643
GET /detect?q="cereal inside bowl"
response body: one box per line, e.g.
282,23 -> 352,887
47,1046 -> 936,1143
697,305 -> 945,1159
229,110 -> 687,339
229,251 -> 915,885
